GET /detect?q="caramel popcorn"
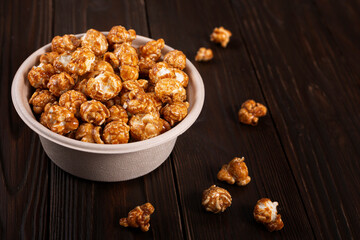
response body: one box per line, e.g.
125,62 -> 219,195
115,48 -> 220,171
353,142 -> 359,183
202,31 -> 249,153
102,120 -> 130,144
122,79 -> 149,92
149,62 -> 175,85
161,101 -> 189,126
73,78 -> 88,96
113,43 -> 139,67
75,123 -> 104,144
119,203 -> 155,232
202,185 -> 232,213
129,113 -> 169,140
173,68 -> 189,87
254,198 -> 284,232
81,29 -> 108,56
103,95 -> 122,108
94,60 -> 114,73
41,102 -> 79,135
80,100 -> 110,125
107,105 -> 128,123
107,25 -> 136,46
53,52 -> 72,73
217,157 -> 251,186
47,72 -> 75,97
67,47 -> 96,76
195,47 -> 213,62
59,90 -> 87,117
164,50 -> 186,70
86,71 -> 122,101
238,99 -> 267,126
29,89 -> 56,114
51,34 -> 81,54
146,92 -> 163,111
138,57 -> 155,76
138,38 -> 165,61
121,89 -> 151,115
210,26 -> 232,48
40,51 -> 59,65
155,78 -> 186,103
28,63 -> 55,88
120,65 -> 139,81
103,52 -> 120,69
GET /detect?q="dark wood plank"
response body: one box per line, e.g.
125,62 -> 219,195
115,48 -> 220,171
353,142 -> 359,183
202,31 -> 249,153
146,0 -> 314,239
230,0 -> 360,238
49,0 -> 184,239
0,0 -> 52,239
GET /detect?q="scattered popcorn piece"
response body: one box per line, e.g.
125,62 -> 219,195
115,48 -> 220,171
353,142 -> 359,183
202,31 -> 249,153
217,157 -> 251,186
195,47 -> 213,62
119,203 -> 155,232
210,26 -> 232,48
238,99 -> 267,126
202,185 -> 232,213
253,198 -> 284,232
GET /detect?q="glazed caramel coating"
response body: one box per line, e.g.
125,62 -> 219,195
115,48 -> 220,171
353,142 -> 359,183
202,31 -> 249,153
94,60 -> 114,73
107,105 -> 128,123
103,52 -> 120,69
138,38 -> 165,61
149,62 -> 175,85
53,53 -> 72,73
28,63 -> 55,88
217,157 -> 251,186
121,89 -> 151,115
195,47 -> 213,62
113,43 -> 139,67
59,90 -> 87,117
103,95 -> 122,108
107,25 -> 136,46
138,57 -> 155,76
120,65 -> 139,81
80,100 -> 110,125
202,185 -> 232,213
67,47 -> 96,76
210,26 -> 232,48
73,78 -> 88,96
238,99 -> 267,126
173,68 -> 189,87
146,92 -> 163,111
163,50 -> 186,70
40,51 -> 59,65
254,198 -> 284,232
47,72 -> 76,97
86,71 -> 122,101
41,103 -> 79,135
103,120 -> 130,144
75,123 -> 104,144
81,29 -> 108,56
122,79 -> 149,92
51,34 -> 81,54
119,203 -> 155,232
155,78 -> 186,103
29,89 -> 56,114
161,101 -> 189,126
129,113 -> 168,140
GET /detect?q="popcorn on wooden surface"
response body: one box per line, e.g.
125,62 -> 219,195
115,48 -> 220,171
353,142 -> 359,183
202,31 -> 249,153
217,157 -> 251,186
254,198 -> 284,232
195,47 -> 213,62
210,27 -> 232,48
119,203 -> 155,232
202,185 -> 232,213
238,99 -> 267,126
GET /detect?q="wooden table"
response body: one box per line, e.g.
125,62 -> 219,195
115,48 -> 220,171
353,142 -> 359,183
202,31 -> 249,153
1,0 -> 359,239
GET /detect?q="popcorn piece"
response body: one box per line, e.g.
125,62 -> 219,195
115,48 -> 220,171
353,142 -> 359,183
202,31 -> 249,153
73,78 -> 88,96
53,52 -> 72,73
40,51 -> 59,65
86,71 -> 122,101
120,65 -> 139,81
103,95 -> 122,108
195,47 -> 213,62
121,89 -> 154,115
59,90 -> 87,117
29,89 -> 56,114
47,72 -> 76,97
119,203 -> 155,232
161,101 -> 189,126
155,78 -> 186,103
80,100 -> 110,125
106,105 -> 128,123
107,25 -> 136,46
41,102 -> 79,135
138,38 -> 165,61
51,34 -> 81,54
149,62 -> 175,85
238,99 -> 267,126
103,52 -> 120,69
75,123 -> 104,144
163,50 -> 186,70
210,27 -> 232,48
81,29 -> 108,56
173,68 -> 189,87
254,198 -> 284,232
113,43 -> 139,67
103,120 -> 130,144
129,113 -> 169,140
217,157 -> 251,186
67,47 -> 96,76
202,185 -> 232,213
146,92 -> 163,111
122,79 -> 149,92
28,63 -> 55,88
138,57 -> 155,76
94,60 -> 114,73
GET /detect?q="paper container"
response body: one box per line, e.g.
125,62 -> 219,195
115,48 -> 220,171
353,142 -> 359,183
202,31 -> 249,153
11,33 -> 205,181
